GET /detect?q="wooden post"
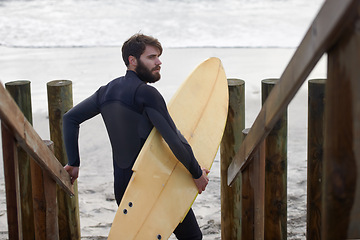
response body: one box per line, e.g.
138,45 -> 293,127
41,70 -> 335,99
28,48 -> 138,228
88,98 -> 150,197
241,129 -> 265,240
241,129 -> 254,240
1,122 -> 22,240
31,140 -> 59,240
220,79 -> 245,240
47,80 -> 80,239
0,81 -> 74,196
253,139 -> 265,240
5,80 -> 35,239
307,79 -> 326,240
322,13 -> 360,240
262,79 -> 287,240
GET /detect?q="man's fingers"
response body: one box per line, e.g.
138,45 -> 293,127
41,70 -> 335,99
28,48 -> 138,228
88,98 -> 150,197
71,177 -> 76,184
64,165 -> 79,185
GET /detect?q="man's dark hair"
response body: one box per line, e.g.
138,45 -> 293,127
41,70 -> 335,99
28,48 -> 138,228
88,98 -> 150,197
122,34 -> 163,66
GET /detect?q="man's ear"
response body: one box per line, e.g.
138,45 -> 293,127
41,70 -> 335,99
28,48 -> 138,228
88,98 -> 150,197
128,56 -> 137,68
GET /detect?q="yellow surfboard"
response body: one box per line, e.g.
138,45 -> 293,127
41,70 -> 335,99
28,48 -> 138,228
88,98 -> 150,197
108,57 -> 228,239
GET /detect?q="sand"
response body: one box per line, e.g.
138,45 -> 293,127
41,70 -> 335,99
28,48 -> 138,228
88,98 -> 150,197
0,47 -> 327,239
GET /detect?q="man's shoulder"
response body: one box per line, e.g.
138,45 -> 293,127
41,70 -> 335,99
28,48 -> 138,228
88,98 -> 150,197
136,83 -> 167,111
137,83 -> 162,98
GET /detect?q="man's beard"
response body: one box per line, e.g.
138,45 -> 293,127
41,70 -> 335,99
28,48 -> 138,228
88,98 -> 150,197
135,59 -> 161,83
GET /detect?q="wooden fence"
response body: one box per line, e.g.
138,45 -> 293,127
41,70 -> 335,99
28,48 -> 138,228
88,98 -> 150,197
223,0 -> 360,239
0,80 -> 79,239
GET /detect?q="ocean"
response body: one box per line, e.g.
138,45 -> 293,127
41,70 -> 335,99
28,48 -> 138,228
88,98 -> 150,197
0,0 -> 324,48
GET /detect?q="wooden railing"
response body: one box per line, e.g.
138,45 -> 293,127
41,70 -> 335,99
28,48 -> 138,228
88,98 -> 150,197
0,82 -> 74,239
225,0 -> 360,239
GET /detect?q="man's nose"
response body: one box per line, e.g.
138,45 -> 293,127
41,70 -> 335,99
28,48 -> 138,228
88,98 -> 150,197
156,58 -> 162,65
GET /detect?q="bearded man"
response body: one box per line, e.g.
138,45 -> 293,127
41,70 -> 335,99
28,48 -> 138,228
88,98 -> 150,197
63,33 -> 208,239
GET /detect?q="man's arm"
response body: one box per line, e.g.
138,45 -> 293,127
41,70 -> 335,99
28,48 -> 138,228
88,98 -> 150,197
138,85 -> 209,193
63,93 -> 100,183
145,107 -> 203,177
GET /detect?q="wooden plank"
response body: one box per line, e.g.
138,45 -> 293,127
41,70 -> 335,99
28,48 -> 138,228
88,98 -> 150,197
258,141 -> 266,239
241,162 -> 254,240
43,141 -> 59,240
227,0 -> 359,185
43,172 -> 59,239
31,140 -> 59,240
0,81 -> 74,196
322,12 -> 360,239
1,123 -> 22,240
31,158 -> 47,240
240,131 -> 265,240
253,140 -> 265,240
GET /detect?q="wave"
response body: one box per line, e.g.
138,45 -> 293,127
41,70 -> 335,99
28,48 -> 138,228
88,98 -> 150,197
0,43 -> 297,49
0,0 -> 324,48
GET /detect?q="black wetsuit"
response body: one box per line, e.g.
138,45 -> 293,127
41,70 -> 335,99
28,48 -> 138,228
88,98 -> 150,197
63,70 -> 202,239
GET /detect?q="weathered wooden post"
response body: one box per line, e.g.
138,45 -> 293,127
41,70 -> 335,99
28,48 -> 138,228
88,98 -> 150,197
241,128 -> 265,240
5,80 -> 35,239
262,79 -> 287,240
220,79 -> 245,239
31,140 -> 59,240
1,121 -> 22,239
307,79 -> 326,240
47,80 -> 80,239
322,16 -> 360,239
241,129 -> 254,240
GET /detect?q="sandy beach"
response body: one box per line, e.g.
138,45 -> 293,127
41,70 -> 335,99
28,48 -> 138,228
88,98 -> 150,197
0,47 -> 327,239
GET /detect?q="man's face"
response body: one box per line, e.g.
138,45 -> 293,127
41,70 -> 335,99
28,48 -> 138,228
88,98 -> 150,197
135,45 -> 162,83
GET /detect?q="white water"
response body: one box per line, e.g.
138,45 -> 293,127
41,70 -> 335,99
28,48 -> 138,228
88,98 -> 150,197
0,0 -> 324,48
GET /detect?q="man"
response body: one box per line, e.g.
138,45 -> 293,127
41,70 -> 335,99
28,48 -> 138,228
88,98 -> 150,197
63,33 -> 209,239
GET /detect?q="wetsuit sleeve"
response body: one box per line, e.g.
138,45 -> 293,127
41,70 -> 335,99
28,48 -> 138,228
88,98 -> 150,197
63,92 -> 100,167
137,85 -> 202,179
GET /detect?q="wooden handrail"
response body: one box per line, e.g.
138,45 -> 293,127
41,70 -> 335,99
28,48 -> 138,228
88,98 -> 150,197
0,81 -> 74,196
227,0 -> 359,185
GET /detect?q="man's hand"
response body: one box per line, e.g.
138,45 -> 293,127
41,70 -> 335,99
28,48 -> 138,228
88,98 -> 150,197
194,168 -> 210,194
64,165 -> 79,185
